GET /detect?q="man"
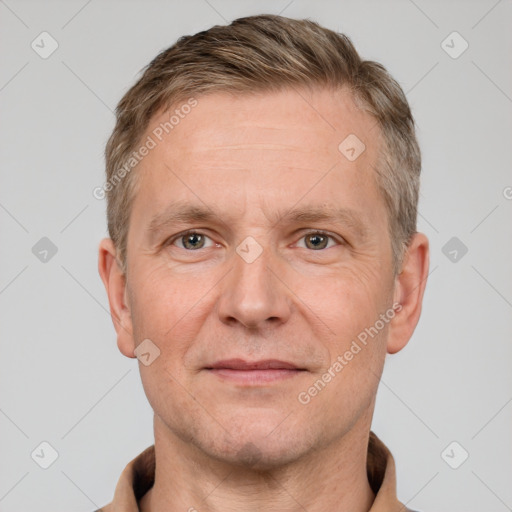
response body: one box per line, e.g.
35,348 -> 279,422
97,14 -> 429,512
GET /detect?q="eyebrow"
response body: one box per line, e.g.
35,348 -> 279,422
146,201 -> 369,242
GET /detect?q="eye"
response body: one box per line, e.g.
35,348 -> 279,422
169,231 -> 215,250
166,230 -> 342,252
296,231 -> 341,250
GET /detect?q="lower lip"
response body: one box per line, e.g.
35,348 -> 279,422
207,368 -> 304,384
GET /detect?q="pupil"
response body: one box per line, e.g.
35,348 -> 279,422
308,234 -> 326,249
185,233 -> 203,249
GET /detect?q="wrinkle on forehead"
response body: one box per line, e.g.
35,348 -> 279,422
148,86 -> 378,162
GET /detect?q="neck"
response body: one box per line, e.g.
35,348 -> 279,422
140,414 -> 376,512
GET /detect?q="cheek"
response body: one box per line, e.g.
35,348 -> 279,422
128,268 -> 208,418
128,264 -> 209,363
298,265 -> 392,347
131,259 -> 200,322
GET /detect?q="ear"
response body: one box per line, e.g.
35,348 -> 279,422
387,232 -> 430,354
98,238 -> 136,358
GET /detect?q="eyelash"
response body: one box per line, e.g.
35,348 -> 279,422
166,229 -> 344,250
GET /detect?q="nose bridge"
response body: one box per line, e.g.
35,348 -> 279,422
217,239 -> 290,329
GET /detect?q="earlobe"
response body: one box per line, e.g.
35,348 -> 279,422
98,238 -> 136,359
387,232 -> 430,354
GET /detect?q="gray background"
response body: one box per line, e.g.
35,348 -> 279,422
1,0 -> 511,510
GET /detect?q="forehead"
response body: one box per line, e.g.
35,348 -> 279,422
149,87 -> 378,165
130,87 -> 385,229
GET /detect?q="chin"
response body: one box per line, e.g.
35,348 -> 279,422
202,417 -> 314,471
233,442 -> 295,471
209,439 -> 305,471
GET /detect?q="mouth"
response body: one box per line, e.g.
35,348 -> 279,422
204,359 -> 307,385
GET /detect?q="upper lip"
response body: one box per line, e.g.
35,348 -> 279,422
207,359 -> 303,370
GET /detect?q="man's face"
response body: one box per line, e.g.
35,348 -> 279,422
123,87 -> 397,467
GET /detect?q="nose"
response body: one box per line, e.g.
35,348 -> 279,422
216,243 -> 292,330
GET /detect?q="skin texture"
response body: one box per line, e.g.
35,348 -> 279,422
98,86 -> 429,512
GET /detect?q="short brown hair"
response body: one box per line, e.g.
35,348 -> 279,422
104,14 -> 421,275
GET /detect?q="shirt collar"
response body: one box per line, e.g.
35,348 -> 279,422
97,431 -> 411,512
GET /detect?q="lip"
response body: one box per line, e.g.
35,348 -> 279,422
207,359 -> 302,370
205,359 -> 306,385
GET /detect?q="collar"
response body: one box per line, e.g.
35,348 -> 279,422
96,431 -> 412,512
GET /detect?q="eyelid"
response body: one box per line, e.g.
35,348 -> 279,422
166,229 -> 216,248
165,228 -> 345,250
292,229 -> 345,247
